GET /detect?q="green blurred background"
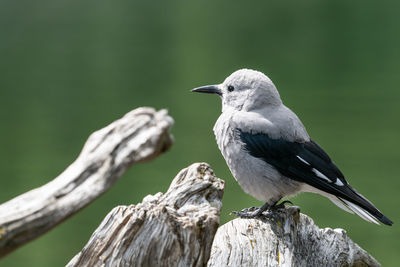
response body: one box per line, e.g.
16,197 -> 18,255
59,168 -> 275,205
0,0 -> 399,266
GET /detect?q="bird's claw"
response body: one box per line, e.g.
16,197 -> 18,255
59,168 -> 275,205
231,206 -> 264,218
231,209 -> 261,218
240,206 -> 258,213
231,201 -> 293,218
271,200 -> 293,210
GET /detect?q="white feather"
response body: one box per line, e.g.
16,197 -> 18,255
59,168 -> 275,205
296,155 -> 310,165
334,179 -> 344,186
340,198 -> 380,225
312,168 -> 331,182
327,196 -> 354,214
302,185 -> 380,224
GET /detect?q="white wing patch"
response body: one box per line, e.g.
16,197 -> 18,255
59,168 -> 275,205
297,155 -> 345,186
334,179 -> 344,186
298,156 -> 343,186
312,168 -> 331,182
296,155 -> 310,166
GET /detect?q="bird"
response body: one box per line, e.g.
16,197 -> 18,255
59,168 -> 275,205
191,68 -> 393,226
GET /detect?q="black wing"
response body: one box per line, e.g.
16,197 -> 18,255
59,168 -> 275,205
239,129 -> 393,225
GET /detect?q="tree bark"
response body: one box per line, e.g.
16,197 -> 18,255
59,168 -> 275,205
67,162 -> 380,267
0,107 -> 174,258
208,206 -> 380,267
66,163 -> 225,267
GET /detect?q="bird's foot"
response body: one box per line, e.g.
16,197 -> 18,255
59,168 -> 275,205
231,206 -> 267,218
231,208 -> 261,218
231,200 -> 293,219
271,200 -> 293,210
238,206 -> 258,213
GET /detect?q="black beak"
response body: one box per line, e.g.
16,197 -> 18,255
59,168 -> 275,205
191,85 -> 222,96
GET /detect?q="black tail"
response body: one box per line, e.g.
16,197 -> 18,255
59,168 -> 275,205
339,186 -> 393,226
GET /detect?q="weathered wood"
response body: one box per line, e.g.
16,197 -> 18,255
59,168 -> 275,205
208,206 -> 380,267
0,107 -> 174,258
64,161 -> 379,266
67,163 -> 224,267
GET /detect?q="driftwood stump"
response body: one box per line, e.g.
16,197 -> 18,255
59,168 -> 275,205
0,107 -> 174,258
67,163 -> 225,267
67,163 -> 380,267
208,207 -> 380,267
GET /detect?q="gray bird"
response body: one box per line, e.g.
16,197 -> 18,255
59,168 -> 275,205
192,68 -> 392,226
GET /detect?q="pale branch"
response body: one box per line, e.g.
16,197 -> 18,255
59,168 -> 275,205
66,163 -> 225,267
67,163 -> 380,267
0,107 -> 174,258
208,206 -> 380,267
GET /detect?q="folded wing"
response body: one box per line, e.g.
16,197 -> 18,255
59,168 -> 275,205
239,129 -> 393,226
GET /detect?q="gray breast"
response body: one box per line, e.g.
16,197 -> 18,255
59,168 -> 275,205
213,112 -> 302,202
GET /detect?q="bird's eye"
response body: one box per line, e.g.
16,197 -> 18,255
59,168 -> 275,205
228,85 -> 234,92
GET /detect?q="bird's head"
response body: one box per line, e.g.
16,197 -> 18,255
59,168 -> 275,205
192,69 -> 282,112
